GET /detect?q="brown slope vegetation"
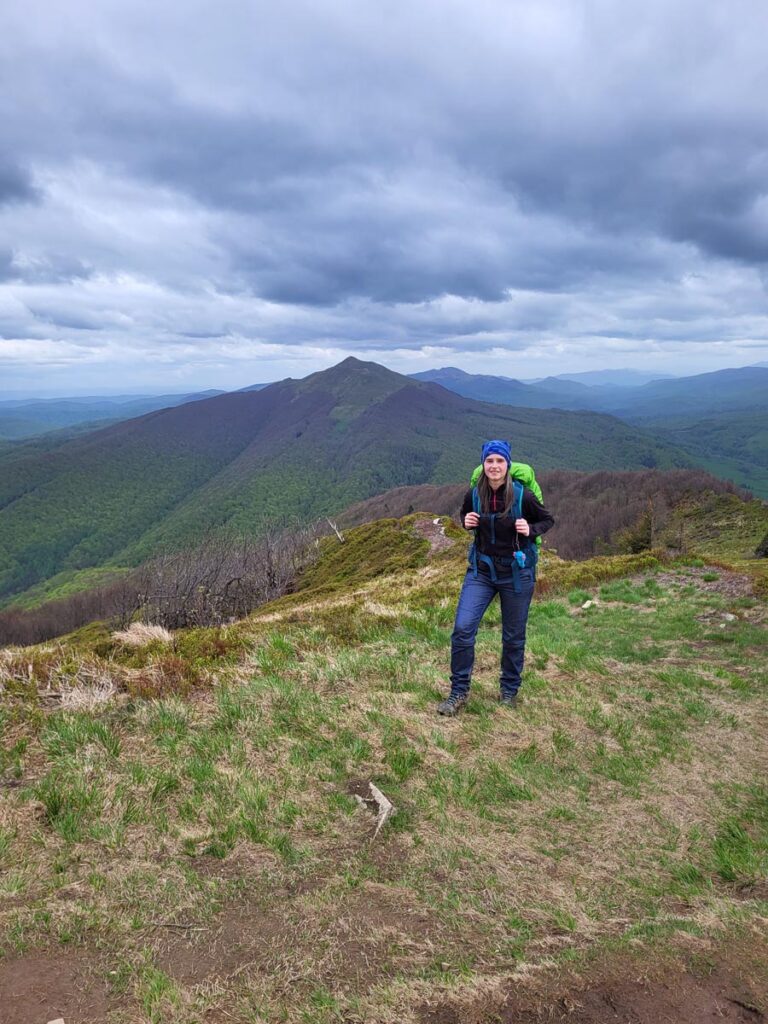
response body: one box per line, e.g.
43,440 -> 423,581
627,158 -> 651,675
338,468 -> 750,559
338,482 -> 466,526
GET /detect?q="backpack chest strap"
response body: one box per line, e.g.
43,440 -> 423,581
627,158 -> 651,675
471,481 -> 524,535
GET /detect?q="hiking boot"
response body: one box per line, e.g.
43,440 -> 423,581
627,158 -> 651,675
437,694 -> 468,717
499,693 -> 519,709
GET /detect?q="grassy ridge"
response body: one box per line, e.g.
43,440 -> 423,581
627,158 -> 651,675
0,516 -> 766,1021
661,492 -> 768,560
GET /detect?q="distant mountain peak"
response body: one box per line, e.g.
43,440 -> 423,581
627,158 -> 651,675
334,355 -> 372,369
427,366 -> 471,377
290,357 -> 415,419
301,356 -> 406,386
411,367 -> 525,386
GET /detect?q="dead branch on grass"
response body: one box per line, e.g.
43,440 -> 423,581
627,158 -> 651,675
354,781 -> 396,839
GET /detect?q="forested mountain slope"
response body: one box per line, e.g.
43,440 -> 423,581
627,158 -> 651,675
0,358 -> 693,606
412,365 -> 768,497
640,409 -> 768,498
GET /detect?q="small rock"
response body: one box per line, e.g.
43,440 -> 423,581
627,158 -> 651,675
48,1019 -> 66,1024
723,613 -> 736,622
719,623 -> 727,629
581,600 -> 594,609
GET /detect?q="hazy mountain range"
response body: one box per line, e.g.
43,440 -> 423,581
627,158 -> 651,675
0,390 -> 225,440
3,363 -> 764,442
411,364 -> 768,497
410,364 -> 767,418
524,369 -> 678,387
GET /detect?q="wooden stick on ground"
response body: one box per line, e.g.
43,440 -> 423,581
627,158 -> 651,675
369,782 -> 395,838
353,781 -> 396,839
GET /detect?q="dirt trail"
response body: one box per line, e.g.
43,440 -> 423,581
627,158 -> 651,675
3,941 -> 765,1024
0,950 -> 110,1024
418,957 -> 767,1024
411,515 -> 455,555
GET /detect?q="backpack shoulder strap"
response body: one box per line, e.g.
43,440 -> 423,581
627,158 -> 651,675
512,480 -> 524,520
472,487 -> 481,514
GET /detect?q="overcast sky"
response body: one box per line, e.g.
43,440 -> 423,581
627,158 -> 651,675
2,1 -> 768,395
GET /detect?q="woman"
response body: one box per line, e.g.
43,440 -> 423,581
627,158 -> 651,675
438,440 -> 554,716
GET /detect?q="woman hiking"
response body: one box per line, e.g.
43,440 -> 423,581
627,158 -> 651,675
438,440 -> 554,716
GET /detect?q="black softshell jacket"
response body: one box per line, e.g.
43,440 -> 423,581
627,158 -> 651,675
459,487 -> 555,557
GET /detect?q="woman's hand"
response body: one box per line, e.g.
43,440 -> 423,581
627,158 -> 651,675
464,512 -> 480,529
515,518 -> 530,536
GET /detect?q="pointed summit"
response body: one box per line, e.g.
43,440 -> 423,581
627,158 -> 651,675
295,357 -> 414,411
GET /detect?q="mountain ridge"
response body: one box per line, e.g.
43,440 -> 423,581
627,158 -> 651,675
0,357 -> 694,605
409,363 -> 768,496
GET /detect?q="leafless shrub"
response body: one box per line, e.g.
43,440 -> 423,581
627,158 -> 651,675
134,518 -> 328,629
0,517 -> 330,646
0,573 -> 143,648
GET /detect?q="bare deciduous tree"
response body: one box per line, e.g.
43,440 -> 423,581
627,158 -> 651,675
0,518 -> 330,645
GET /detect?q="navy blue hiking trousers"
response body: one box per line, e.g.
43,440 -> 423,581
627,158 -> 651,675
450,566 -> 535,699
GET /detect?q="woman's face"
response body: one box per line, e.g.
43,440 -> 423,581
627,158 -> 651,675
483,454 -> 508,485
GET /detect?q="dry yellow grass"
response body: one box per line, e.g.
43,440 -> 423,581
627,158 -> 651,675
111,622 -> 174,646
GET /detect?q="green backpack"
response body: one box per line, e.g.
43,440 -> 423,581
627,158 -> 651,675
469,461 -> 543,547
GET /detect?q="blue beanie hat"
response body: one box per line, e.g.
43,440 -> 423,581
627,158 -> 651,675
481,439 -> 511,465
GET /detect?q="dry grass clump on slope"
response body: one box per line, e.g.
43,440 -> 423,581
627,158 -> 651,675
111,621 -> 174,646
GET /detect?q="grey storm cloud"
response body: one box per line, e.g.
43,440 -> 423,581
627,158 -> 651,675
1,0 -> 768,386
28,305 -> 102,331
0,161 -> 38,207
11,254 -> 94,285
0,249 -> 14,281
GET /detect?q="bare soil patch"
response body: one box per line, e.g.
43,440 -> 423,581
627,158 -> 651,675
411,516 -> 455,555
654,565 -> 757,599
157,876 -> 444,997
187,845 -> 281,882
156,900 -> 289,987
0,950 -> 111,1024
418,958 -> 768,1024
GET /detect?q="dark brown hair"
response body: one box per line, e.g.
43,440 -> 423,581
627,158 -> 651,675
477,471 -> 513,514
